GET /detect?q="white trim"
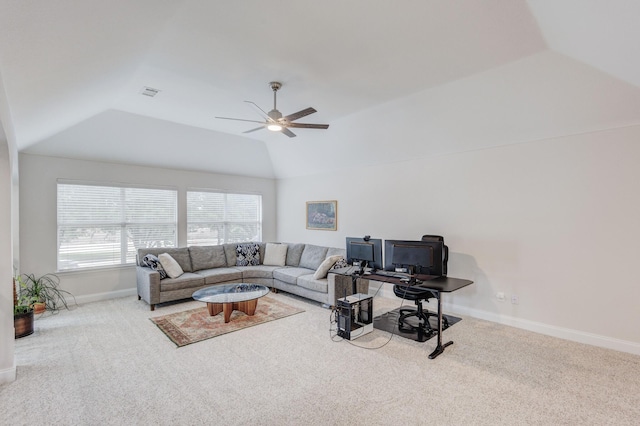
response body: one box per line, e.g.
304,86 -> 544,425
56,178 -> 178,191
0,364 -> 16,384
374,282 -> 640,356
74,288 -> 138,305
445,303 -> 640,356
186,186 -> 263,196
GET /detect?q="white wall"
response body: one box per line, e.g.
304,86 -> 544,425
276,125 -> 640,354
19,154 -> 276,303
0,137 -> 16,383
266,51 -> 640,179
0,69 -> 18,383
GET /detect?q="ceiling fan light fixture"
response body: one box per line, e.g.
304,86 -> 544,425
216,81 -> 329,138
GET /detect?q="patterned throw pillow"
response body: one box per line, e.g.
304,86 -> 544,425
141,254 -> 168,279
332,256 -> 349,270
236,243 -> 260,266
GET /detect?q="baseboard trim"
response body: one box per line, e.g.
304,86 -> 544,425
375,284 -> 640,356
0,364 -> 16,384
74,288 -> 138,305
447,303 -> 640,356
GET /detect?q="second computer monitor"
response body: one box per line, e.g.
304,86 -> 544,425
384,239 -> 444,276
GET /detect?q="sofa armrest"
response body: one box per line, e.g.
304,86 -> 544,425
136,266 -> 161,310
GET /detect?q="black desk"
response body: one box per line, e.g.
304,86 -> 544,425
365,273 -> 473,359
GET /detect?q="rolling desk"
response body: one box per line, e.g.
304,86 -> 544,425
364,273 -> 473,359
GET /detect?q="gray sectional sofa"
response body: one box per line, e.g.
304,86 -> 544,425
136,242 -> 347,310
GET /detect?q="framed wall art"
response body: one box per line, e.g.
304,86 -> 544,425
306,200 -> 337,231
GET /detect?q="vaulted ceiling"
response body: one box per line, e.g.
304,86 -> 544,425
1,0 -> 639,178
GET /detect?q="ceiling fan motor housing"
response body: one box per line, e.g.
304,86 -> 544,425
268,109 -> 283,121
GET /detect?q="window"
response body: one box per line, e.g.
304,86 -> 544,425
57,183 -> 177,270
187,191 -> 262,246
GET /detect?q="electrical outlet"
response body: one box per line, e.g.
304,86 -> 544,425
511,295 -> 519,305
496,292 -> 505,302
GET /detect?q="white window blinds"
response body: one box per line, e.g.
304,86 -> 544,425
187,191 -> 262,246
57,183 -> 177,270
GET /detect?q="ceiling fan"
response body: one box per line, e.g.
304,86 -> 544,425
216,81 -> 329,138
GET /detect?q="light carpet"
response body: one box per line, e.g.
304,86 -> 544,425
151,296 -> 304,346
2,292 -> 640,425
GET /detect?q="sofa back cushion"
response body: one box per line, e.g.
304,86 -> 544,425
299,244 -> 329,270
256,242 -> 266,264
285,243 -> 305,266
223,243 -> 237,267
326,247 -> 346,258
189,245 -> 227,271
137,247 -> 192,272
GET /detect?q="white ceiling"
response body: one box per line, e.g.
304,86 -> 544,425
0,0 -> 639,178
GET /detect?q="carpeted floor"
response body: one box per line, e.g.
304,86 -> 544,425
2,292 -> 639,425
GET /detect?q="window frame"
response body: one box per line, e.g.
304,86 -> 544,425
56,180 -> 178,271
186,189 -> 263,247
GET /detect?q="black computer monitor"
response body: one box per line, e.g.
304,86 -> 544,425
346,237 -> 383,272
384,239 -> 444,276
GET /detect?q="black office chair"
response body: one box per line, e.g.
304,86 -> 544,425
421,234 -> 448,276
393,235 -> 449,333
394,285 -> 439,333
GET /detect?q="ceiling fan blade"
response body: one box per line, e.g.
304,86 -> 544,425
284,107 -> 317,122
243,126 -> 265,134
244,101 -> 273,121
215,116 -> 266,124
281,127 -> 297,138
287,122 -> 329,129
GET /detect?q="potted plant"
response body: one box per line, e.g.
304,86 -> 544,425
17,272 -> 75,314
13,277 -> 35,338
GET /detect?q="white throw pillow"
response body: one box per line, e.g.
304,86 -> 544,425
313,255 -> 342,280
158,253 -> 184,279
263,243 -> 288,266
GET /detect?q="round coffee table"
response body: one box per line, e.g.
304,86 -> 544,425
192,283 -> 270,323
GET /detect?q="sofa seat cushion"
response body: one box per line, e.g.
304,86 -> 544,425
239,265 -> 281,279
159,273 -> 205,292
273,267 -> 314,285
194,268 -> 243,285
297,274 -> 328,293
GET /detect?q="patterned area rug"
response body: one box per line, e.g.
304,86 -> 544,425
150,296 -> 304,347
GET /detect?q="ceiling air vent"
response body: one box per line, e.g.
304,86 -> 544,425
140,87 -> 160,97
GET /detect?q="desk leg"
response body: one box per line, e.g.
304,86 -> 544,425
428,291 -> 453,359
